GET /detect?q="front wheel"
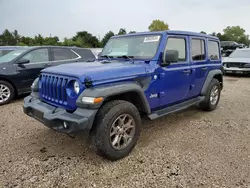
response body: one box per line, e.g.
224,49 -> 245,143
199,78 -> 221,111
90,100 -> 141,161
0,81 -> 15,105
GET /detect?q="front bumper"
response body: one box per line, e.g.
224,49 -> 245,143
223,67 -> 250,74
23,94 -> 97,134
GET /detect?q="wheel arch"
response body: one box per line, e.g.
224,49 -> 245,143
0,77 -> 17,96
76,82 -> 151,115
104,90 -> 150,114
201,69 -> 223,95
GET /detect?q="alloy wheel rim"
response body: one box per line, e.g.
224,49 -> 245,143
210,85 -> 219,105
110,114 -> 136,150
0,84 -> 11,103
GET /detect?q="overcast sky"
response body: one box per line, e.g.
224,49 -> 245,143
0,0 -> 249,40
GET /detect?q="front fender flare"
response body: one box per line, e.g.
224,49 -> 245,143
76,82 -> 151,114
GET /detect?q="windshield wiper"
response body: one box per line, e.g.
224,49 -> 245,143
100,55 -> 113,60
117,55 -> 134,61
86,59 -> 96,62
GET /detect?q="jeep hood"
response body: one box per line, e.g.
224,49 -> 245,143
41,61 -> 152,83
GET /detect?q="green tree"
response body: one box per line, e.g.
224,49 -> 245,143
13,30 -> 20,44
148,19 -> 169,31
18,36 -> 35,46
17,42 -> 28,46
72,31 -> 100,47
118,28 -> 127,35
43,36 -> 60,45
34,34 -> 44,45
62,37 -> 75,46
101,31 -> 114,47
210,32 -> 217,37
216,33 -> 228,41
223,26 -> 250,45
0,29 -> 16,45
200,31 -> 207,34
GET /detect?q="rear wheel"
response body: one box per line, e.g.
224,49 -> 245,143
199,78 -> 221,111
0,81 -> 15,105
90,100 -> 141,161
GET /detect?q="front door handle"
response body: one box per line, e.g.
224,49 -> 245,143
44,63 -> 52,68
201,67 -> 208,71
183,69 -> 191,74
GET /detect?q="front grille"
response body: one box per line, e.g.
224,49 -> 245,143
40,74 -> 69,105
226,62 -> 246,68
39,73 -> 83,111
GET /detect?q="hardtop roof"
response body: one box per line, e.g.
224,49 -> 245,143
27,45 -> 91,49
0,46 -> 92,50
0,46 -> 29,50
112,30 -> 219,40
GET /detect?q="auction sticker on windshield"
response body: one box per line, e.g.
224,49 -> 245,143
143,36 -> 160,43
13,53 -> 22,56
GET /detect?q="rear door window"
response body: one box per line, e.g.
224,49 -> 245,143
191,39 -> 205,61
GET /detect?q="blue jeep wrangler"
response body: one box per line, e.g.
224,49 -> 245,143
23,30 -> 223,161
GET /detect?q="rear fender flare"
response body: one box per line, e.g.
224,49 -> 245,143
201,70 -> 223,95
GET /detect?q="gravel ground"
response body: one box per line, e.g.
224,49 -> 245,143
0,76 -> 250,188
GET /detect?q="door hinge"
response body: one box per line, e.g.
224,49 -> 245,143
189,84 -> 195,90
159,73 -> 165,78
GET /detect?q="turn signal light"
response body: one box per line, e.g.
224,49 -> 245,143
82,97 -> 104,104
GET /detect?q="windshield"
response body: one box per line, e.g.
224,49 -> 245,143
0,49 -> 28,63
229,49 -> 250,58
101,35 -> 161,59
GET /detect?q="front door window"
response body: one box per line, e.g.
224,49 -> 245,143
22,48 -> 49,63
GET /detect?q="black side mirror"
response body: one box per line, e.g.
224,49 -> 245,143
162,50 -> 179,66
16,58 -> 30,65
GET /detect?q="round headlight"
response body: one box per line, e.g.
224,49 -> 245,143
73,81 -> 80,94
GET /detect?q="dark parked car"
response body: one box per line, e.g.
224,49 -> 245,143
0,46 -> 96,105
221,41 -> 241,51
221,41 -> 243,57
0,46 -> 27,57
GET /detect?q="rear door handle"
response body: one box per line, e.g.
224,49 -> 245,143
201,67 -> 208,71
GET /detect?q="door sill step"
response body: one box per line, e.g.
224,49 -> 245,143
148,96 -> 205,120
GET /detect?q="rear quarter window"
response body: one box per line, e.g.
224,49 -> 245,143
75,49 -> 96,60
208,41 -> 220,60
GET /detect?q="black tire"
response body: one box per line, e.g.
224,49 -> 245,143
199,78 -> 221,111
0,80 -> 15,105
90,100 -> 141,161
